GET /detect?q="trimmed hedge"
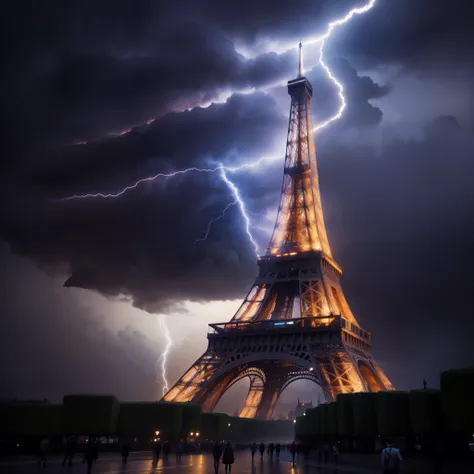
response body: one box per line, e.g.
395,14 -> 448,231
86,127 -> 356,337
319,403 -> 330,435
180,404 -> 202,435
0,405 -> 62,437
117,402 -> 183,438
327,402 -> 337,436
305,407 -> 318,436
441,368 -> 474,434
63,395 -> 119,435
352,393 -> 377,436
409,389 -> 442,435
314,406 -> 322,435
336,393 -> 354,436
295,415 -> 309,439
376,391 -> 410,436
201,412 -> 229,440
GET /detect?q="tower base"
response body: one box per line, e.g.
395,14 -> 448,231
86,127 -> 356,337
162,317 -> 393,419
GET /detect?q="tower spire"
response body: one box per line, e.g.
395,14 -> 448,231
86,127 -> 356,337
298,42 -> 304,78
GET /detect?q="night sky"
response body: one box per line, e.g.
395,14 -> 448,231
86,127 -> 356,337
1,0 -> 473,412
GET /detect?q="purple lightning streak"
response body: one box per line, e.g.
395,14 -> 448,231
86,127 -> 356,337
193,200 -> 237,249
312,0 -> 377,132
58,155 -> 280,201
219,168 -> 259,256
157,314 -> 172,396
57,166 -> 221,201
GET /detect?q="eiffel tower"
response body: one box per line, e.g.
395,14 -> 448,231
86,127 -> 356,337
162,44 -> 394,419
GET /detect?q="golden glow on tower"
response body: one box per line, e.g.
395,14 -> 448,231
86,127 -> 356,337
161,42 -> 394,411
267,46 -> 332,258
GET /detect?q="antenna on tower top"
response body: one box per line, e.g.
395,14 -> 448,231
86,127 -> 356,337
298,42 -> 304,78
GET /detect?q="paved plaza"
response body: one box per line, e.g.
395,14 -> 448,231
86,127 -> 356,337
2,450 -> 473,474
0,451 -> 377,474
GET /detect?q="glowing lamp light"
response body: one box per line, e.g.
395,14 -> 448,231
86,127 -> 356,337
155,430 -> 160,436
190,432 -> 194,436
293,420 -> 296,424
309,367 -> 314,371
228,423 -> 231,427
303,413 -> 306,416
196,432 -> 200,436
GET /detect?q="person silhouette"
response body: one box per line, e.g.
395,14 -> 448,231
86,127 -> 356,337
251,442 -> 257,461
222,441 -> 234,474
62,435 -> 77,467
212,441 -> 223,473
259,442 -> 265,460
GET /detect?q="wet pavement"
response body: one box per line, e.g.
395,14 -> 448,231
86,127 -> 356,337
0,451 -> 376,474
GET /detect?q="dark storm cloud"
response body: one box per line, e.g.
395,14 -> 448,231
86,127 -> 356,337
0,51 -> 390,313
307,58 -> 391,127
2,92 -> 287,313
0,246 -> 160,401
3,23 -> 293,154
336,0 -> 474,69
318,116 -> 474,388
2,0 -> 381,163
33,92 -> 286,195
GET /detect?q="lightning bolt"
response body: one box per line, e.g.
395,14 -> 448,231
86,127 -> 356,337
312,0 -> 377,131
194,200 -> 237,249
220,168 -> 259,255
57,155 -> 278,202
57,166 -> 220,201
59,0 -> 377,397
158,314 -> 172,396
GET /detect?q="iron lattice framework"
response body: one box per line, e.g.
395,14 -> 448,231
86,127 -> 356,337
162,45 -> 393,419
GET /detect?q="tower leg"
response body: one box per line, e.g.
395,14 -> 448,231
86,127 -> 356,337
239,376 -> 265,418
255,374 -> 284,420
162,349 -> 221,404
315,351 -> 366,401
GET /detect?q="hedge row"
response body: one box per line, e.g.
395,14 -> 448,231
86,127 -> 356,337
1,395 -> 293,442
295,368 -> 474,438
1,396 -> 201,440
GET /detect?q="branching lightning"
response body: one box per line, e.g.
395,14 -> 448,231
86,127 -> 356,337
194,200 -> 237,249
57,166 -> 220,201
59,0 -> 377,397
58,155 -> 279,202
220,168 -> 259,255
312,0 -> 377,131
158,314 -> 172,396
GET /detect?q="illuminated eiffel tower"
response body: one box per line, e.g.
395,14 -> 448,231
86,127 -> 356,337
162,44 -> 394,419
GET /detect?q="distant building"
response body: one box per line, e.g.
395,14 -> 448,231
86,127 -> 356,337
295,399 -> 313,418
